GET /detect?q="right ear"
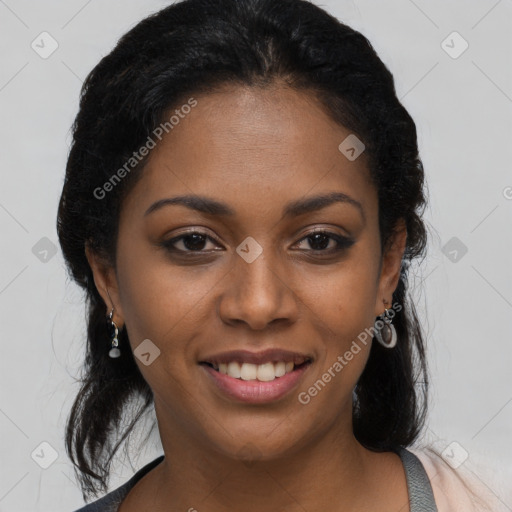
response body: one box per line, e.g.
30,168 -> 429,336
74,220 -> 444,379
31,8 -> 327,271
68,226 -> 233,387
85,243 -> 125,326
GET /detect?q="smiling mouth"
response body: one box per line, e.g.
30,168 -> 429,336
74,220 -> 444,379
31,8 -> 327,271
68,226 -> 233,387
200,360 -> 312,382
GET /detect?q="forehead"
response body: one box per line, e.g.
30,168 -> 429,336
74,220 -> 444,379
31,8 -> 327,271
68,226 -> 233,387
121,85 -> 376,223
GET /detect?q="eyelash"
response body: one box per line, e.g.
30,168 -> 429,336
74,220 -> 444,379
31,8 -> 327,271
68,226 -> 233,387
160,229 -> 355,256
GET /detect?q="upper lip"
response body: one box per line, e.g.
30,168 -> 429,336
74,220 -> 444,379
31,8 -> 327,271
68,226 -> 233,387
199,349 -> 313,366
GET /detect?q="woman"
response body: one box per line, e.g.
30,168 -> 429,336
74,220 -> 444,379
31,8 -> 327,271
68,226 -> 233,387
58,0 -> 505,510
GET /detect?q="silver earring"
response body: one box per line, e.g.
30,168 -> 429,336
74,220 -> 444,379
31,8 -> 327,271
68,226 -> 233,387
374,306 -> 397,349
107,308 -> 121,358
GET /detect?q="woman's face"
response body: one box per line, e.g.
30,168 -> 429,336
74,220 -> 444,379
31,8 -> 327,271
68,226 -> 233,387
87,84 -> 406,461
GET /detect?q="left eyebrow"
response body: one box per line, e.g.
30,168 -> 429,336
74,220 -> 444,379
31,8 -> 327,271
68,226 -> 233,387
143,191 -> 365,223
282,192 -> 365,223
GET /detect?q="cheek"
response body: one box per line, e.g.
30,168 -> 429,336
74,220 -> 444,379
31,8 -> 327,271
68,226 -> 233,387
114,245 -> 213,407
296,280 -> 374,413
115,240 -> 218,350
294,256 -> 378,385
298,257 -> 379,335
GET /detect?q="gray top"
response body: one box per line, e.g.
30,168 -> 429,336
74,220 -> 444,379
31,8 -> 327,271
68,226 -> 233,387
72,447 -> 437,511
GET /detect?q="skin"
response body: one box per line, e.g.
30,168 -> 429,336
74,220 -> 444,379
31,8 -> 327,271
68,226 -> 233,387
86,83 -> 409,511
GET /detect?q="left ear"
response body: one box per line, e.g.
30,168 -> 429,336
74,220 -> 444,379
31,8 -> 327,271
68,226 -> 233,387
374,218 -> 407,316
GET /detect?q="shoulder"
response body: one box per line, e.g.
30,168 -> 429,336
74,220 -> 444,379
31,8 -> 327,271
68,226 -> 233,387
71,489 -> 124,512
71,455 -> 165,512
71,484 -> 130,512
408,447 -> 511,512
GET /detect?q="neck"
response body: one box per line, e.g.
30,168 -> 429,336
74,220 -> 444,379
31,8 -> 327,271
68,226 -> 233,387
147,409 -> 381,511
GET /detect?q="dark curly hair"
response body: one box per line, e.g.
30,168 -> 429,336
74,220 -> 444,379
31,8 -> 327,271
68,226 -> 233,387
58,0 -> 430,500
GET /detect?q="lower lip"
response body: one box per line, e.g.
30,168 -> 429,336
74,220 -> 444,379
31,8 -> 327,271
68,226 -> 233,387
200,363 -> 311,404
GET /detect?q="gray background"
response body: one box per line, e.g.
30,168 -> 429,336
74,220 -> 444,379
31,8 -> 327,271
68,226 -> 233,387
0,0 -> 511,510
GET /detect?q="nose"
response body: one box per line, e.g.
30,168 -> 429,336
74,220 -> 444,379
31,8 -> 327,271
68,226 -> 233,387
218,250 -> 299,330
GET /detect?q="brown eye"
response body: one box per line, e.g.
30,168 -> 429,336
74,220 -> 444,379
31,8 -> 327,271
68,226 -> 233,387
295,230 -> 355,253
161,231 -> 221,253
159,229 -> 354,257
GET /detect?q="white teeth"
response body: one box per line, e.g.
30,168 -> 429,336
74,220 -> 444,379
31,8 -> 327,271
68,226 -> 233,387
212,361 -> 300,381
274,361 -> 286,377
256,362 -> 276,382
240,363 -> 257,380
227,361 -> 241,378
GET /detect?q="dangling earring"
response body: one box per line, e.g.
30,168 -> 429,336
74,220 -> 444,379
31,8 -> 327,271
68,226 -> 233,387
374,300 -> 397,349
107,308 -> 121,358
